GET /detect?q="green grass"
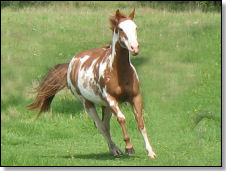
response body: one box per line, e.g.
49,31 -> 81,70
1,4 -> 221,166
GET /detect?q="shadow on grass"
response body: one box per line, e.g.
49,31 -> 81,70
52,98 -> 84,115
43,152 -> 140,161
131,55 -> 151,68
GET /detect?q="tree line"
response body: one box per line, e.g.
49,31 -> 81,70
1,1 -> 221,12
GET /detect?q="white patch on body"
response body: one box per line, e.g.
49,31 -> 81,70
99,59 -> 108,79
102,87 -> 125,119
109,30 -> 119,68
102,87 -> 116,108
67,57 -> 79,98
78,55 -> 107,106
80,55 -> 90,64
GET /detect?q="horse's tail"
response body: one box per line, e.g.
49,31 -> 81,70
27,63 -> 69,118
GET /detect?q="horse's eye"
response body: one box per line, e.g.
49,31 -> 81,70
119,28 -> 123,32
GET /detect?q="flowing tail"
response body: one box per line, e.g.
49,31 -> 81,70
27,63 -> 69,118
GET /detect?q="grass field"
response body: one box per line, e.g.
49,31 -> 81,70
1,3 -> 221,166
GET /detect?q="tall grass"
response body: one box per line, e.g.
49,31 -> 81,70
1,4 -> 221,166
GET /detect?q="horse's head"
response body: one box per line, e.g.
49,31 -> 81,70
110,9 -> 139,56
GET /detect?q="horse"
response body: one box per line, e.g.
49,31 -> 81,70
28,9 -> 157,159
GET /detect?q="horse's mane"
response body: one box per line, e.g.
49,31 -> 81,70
104,11 -> 128,48
109,11 -> 127,31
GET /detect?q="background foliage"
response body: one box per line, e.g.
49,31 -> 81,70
1,1 -> 221,12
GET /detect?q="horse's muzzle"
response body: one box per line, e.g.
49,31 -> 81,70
130,45 -> 139,56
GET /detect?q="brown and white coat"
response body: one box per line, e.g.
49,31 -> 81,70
66,9 -> 156,159
28,9 -> 157,159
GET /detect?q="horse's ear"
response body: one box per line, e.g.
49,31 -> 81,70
129,8 -> 135,20
115,9 -> 120,21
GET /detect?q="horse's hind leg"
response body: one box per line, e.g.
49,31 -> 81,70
102,106 -> 112,135
83,100 -> 122,157
102,106 -> 122,156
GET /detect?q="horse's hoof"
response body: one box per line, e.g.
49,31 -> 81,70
110,146 -> 123,157
113,150 -> 123,157
125,147 -> 135,155
148,154 -> 157,159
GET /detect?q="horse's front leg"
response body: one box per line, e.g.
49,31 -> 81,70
104,94 -> 135,155
131,93 -> 157,159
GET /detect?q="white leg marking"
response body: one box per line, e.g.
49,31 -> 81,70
141,127 -> 156,158
107,98 -> 115,107
117,111 -> 125,120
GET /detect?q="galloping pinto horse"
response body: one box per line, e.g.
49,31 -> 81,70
28,9 -> 157,159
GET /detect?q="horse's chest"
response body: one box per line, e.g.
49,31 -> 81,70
105,76 -> 137,102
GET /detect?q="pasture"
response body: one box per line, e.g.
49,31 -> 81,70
1,3 -> 221,166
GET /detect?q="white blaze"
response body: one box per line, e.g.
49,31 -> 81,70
118,20 -> 138,50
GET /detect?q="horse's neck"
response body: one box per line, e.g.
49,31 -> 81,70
110,31 -> 131,71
